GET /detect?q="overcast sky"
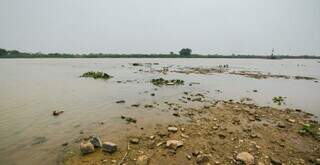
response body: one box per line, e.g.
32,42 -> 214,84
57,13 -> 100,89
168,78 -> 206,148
0,0 -> 319,55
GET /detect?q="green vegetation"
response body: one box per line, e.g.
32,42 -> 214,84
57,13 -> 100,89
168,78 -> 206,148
299,124 -> 320,141
151,78 -> 184,86
80,71 -> 112,80
179,48 -> 192,56
272,96 -> 286,105
0,48 -> 320,59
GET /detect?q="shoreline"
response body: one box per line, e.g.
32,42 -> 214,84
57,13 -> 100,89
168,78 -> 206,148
62,100 -> 320,165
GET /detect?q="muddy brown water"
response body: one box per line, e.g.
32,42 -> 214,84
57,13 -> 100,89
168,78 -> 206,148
0,58 -> 319,164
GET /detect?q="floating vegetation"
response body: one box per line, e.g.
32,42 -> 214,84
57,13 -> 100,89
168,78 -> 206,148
151,78 -> 184,86
80,71 -> 112,80
272,96 -> 286,105
299,124 -> 320,141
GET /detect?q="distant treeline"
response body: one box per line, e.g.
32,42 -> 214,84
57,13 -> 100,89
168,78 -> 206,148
0,48 -> 319,59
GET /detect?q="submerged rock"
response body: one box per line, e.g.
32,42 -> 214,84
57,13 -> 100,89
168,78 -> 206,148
236,152 -> 254,165
90,135 -> 102,148
80,141 -> 95,154
102,142 -> 117,153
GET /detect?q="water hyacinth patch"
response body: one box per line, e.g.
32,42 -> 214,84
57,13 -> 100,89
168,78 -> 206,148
151,78 -> 184,86
80,71 -> 112,80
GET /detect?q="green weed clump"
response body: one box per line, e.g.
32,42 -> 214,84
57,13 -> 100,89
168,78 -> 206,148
151,78 -> 184,86
80,71 -> 112,79
299,123 -> 320,141
272,96 -> 286,105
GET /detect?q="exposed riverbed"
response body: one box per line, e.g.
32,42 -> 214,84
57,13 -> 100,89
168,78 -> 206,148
0,58 -> 319,164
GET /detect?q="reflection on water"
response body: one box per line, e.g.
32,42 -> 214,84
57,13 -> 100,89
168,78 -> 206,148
0,58 -> 319,164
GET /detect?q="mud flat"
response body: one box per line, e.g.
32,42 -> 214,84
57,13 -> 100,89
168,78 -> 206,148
63,99 -> 320,165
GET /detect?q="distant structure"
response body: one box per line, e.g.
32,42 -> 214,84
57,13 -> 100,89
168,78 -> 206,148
270,48 -> 277,59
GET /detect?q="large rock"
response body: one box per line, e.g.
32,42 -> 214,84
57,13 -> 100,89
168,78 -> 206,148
80,141 -> 94,154
166,140 -> 183,150
136,155 -> 149,165
102,142 -> 117,153
90,135 -> 102,148
236,152 -> 254,165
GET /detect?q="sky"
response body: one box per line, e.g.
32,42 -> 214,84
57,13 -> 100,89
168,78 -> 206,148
0,0 -> 319,55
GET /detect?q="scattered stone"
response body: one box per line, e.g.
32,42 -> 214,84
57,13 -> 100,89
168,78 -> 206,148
150,93 -> 155,96
102,142 -> 117,153
80,141 -> 95,154
287,119 -> 296,123
270,156 -> 282,165
277,122 -> 286,128
136,155 -> 149,165
130,138 -> 140,144
131,104 -> 140,107
168,127 -> 178,132
166,140 -> 183,150
62,142 -> 68,146
144,104 -> 154,108
196,154 -> 211,164
53,110 -> 64,116
116,100 -> 125,104
236,152 -> 255,165
172,112 -> 180,117
121,115 -> 137,123
90,135 -> 102,148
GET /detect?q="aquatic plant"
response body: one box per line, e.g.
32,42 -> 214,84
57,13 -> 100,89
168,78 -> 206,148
80,71 -> 112,79
151,78 -> 184,86
272,96 -> 286,105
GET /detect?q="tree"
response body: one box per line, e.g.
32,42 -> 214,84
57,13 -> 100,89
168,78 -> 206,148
0,48 -> 7,56
179,48 -> 192,56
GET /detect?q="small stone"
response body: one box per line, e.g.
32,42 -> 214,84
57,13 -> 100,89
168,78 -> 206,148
80,141 -> 94,154
196,154 -> 211,164
90,135 -> 102,148
186,154 -> 192,160
53,110 -> 64,116
166,140 -> 183,150
116,100 -> 125,104
172,112 -> 180,117
136,155 -> 149,165
149,136 -> 155,140
270,156 -> 282,165
131,104 -> 140,107
130,138 -> 140,144
125,117 -> 137,123
168,127 -> 178,132
102,142 -> 117,153
150,93 -> 155,96
277,122 -> 286,128
287,119 -> 295,123
62,142 -> 68,146
236,152 -> 254,165
181,133 -> 189,138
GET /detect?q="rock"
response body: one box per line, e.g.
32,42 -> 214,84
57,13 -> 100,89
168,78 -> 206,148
168,127 -> 178,132
53,110 -> 64,116
102,142 -> 117,153
90,135 -> 102,148
186,154 -> 192,160
181,133 -> 189,138
130,138 -> 140,144
166,140 -> 183,150
196,154 -> 211,164
257,162 -> 265,165
121,115 -> 137,123
136,155 -> 149,165
287,119 -> 295,123
270,156 -> 282,165
172,112 -> 180,117
236,152 -> 254,165
315,158 -> 320,165
277,122 -> 286,128
116,100 -> 125,104
131,104 -> 140,107
80,141 -> 95,154
144,104 -> 154,108
150,93 -> 155,96
62,142 -> 68,146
